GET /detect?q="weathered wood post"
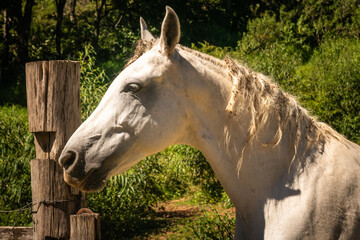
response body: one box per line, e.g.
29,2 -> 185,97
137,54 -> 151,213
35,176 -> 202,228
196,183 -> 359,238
26,60 -> 85,240
70,208 -> 101,240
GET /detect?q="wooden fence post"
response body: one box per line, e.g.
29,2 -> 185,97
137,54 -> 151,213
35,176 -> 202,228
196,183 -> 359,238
26,60 -> 85,240
70,208 -> 101,240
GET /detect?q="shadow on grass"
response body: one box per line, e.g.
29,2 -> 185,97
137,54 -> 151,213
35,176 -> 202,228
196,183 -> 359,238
118,206 -> 201,240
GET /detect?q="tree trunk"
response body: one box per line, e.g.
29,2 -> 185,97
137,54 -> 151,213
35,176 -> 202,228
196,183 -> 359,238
2,10 -> 9,60
93,0 -> 106,48
0,0 -> 34,89
1,10 -> 10,85
1,0 -> 35,64
55,0 -> 67,58
70,0 -> 77,24
17,0 -> 35,63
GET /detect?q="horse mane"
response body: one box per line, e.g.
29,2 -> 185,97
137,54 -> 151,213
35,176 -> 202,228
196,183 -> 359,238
125,40 -> 345,170
223,57 -> 345,170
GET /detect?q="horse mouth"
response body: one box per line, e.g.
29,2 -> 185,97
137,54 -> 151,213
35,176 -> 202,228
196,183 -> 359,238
63,170 -> 107,192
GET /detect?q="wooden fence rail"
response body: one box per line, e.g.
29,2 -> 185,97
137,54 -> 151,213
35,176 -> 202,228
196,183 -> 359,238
0,227 -> 32,240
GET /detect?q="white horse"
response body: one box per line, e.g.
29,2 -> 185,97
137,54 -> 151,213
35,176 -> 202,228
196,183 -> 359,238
59,7 -> 360,239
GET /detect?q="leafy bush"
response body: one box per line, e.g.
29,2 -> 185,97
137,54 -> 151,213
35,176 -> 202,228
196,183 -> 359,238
191,41 -> 231,59
87,155 -> 165,239
0,105 -> 34,226
286,38 -> 360,144
155,145 -> 221,203
296,0 -> 360,43
235,11 -> 310,85
79,44 -> 110,121
185,210 -> 235,240
252,0 -> 360,46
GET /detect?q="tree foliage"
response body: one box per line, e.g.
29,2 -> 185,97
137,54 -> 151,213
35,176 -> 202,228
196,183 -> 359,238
289,38 -> 360,143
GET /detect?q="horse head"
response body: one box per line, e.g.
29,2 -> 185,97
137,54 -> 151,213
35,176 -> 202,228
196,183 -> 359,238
59,7 -> 193,192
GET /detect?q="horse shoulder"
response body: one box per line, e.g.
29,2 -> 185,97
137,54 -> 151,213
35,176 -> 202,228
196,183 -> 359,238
300,138 -> 360,239
325,139 -> 360,238
264,138 -> 360,239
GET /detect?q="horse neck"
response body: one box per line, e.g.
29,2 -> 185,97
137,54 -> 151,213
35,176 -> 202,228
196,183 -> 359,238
177,47 -> 322,209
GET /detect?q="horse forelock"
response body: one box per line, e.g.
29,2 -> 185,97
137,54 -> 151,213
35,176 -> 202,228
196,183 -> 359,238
124,39 -> 158,68
124,39 -> 227,73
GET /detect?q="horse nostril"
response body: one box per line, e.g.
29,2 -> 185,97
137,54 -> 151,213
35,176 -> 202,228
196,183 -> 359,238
59,150 -> 78,171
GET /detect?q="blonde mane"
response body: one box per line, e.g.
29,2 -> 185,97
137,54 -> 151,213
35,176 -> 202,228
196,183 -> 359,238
126,40 -> 345,170
223,57 -> 345,170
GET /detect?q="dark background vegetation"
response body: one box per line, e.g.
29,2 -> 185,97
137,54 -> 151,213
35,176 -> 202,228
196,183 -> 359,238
1,0 -> 359,239
0,0 -> 254,105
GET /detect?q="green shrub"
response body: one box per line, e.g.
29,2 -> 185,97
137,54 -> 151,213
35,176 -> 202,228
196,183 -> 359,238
251,0 -> 360,46
191,41 -> 231,59
176,145 -> 225,204
0,105 -> 34,226
287,38 -> 360,144
79,44 -> 110,120
185,210 -> 235,240
235,11 -> 310,85
87,155 -> 166,239
296,0 -> 360,43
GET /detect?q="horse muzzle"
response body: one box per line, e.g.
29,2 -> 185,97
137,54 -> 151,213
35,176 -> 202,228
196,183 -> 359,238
59,149 -> 107,192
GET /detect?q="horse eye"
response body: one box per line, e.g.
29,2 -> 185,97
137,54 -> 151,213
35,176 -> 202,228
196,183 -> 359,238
124,83 -> 141,93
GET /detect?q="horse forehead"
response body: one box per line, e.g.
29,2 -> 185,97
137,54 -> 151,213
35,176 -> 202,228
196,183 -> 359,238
124,48 -> 171,79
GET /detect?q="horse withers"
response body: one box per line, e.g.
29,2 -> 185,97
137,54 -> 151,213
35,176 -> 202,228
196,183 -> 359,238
59,6 -> 360,239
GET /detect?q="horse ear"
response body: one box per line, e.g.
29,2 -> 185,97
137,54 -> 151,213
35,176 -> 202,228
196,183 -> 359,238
140,17 -> 155,41
160,6 -> 180,55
